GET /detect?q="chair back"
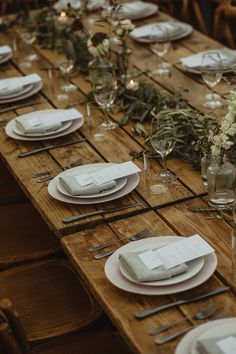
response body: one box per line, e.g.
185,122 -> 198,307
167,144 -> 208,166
213,4 -> 236,47
0,299 -> 32,354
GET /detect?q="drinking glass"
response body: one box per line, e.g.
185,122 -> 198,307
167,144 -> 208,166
89,60 -> 118,130
150,25 -> 171,76
150,115 -> 177,182
19,31 -> 39,68
56,40 -> 77,100
200,52 -> 223,109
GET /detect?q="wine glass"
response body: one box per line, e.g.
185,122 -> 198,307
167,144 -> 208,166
150,115 -> 177,182
56,40 -> 77,101
150,25 -> 171,76
89,60 -> 118,130
19,31 -> 39,68
200,52 -> 223,109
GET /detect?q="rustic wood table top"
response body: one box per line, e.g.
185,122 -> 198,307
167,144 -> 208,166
0,9 -> 236,354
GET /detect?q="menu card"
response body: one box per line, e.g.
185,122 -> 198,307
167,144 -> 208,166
217,336 -> 236,354
138,234 -> 215,270
75,161 -> 141,186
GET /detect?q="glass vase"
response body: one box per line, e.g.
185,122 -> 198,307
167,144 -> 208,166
207,160 -> 236,208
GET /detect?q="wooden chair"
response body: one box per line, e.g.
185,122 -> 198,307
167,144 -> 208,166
0,298 -> 131,354
0,260 -> 102,343
0,201 -> 61,268
213,4 -> 236,48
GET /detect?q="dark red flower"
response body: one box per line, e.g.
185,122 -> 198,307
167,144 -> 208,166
71,18 -> 83,32
91,32 -> 108,46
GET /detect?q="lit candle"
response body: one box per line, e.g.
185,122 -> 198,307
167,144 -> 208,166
55,11 -> 70,30
126,79 -> 139,91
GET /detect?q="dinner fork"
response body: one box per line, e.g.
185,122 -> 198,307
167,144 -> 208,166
93,228 -> 152,259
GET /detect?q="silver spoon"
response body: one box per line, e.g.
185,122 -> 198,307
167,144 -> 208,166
149,303 -> 217,335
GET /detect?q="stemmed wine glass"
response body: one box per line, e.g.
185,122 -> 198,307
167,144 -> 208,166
150,25 -> 171,76
200,52 -> 223,109
150,114 -> 177,182
56,40 -> 77,101
89,60 -> 118,130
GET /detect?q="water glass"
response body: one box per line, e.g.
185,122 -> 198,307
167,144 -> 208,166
143,150 -> 168,194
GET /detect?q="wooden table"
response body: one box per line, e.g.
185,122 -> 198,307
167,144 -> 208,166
0,9 -> 236,354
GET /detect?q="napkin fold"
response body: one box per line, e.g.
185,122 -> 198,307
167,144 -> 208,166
105,1 -> 153,19
180,48 -> 236,69
15,108 -> 81,134
119,251 -> 188,282
130,21 -> 183,42
0,45 -> 12,55
197,335 -> 236,354
54,0 -> 102,11
0,73 -> 42,97
59,175 -> 117,196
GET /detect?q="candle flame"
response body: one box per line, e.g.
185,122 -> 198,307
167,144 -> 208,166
60,11 -> 66,18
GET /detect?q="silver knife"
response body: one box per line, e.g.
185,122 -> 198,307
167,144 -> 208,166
134,287 -> 230,319
62,202 -> 144,223
17,138 -> 86,158
188,206 -> 234,212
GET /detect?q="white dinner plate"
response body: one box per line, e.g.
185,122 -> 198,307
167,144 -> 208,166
175,318 -> 236,354
102,1 -> 158,20
48,163 -> 139,205
57,164 -> 128,199
105,237 -> 217,295
5,116 -> 84,141
130,21 -> 193,43
0,51 -> 12,64
119,239 -> 205,286
0,80 -> 42,103
0,83 -> 34,99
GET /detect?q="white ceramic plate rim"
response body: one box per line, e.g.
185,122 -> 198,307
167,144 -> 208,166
130,22 -> 193,43
0,51 -> 12,64
57,164 -> 128,199
105,236 -> 217,295
175,318 -> 236,354
102,1 -> 158,20
0,83 -> 34,99
180,62 -> 233,74
5,116 -> 84,141
0,80 -> 42,103
48,163 -> 139,204
191,320 -> 236,354
119,239 -> 204,286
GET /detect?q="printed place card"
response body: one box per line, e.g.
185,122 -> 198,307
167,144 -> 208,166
75,161 -> 141,187
138,234 -> 215,270
138,250 -> 163,270
217,336 -> 236,354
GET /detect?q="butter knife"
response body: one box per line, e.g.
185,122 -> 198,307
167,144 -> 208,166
62,202 -> 143,223
134,287 -> 230,319
17,138 -> 86,158
188,206 -> 234,212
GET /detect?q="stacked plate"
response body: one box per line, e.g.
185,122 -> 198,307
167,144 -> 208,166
102,1 -> 158,20
0,73 -> 43,104
54,0 -> 104,11
130,20 -> 193,43
105,236 -> 217,295
179,47 -> 236,74
48,163 -> 140,205
176,318 -> 236,354
5,108 -> 84,141
0,45 -> 12,64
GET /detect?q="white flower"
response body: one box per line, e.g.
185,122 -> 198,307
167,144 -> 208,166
87,35 -> 109,57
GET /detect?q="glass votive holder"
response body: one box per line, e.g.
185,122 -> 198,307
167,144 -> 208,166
143,150 -> 168,194
201,155 -> 212,189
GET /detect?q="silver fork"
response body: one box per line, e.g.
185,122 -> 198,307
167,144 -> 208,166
93,228 -> 152,259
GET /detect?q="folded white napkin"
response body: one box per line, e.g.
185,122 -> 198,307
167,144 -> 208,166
197,335 -> 236,354
0,73 -> 42,97
59,175 -> 117,196
119,251 -> 188,282
15,108 -> 81,134
54,0 -> 102,11
180,48 -> 236,69
0,45 -> 12,56
105,1 -> 153,20
130,21 -> 183,41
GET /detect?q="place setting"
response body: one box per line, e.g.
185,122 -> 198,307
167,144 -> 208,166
102,1 -> 159,21
0,73 -> 43,104
130,20 -> 193,43
48,161 -> 141,205
104,234 -> 218,296
5,107 -> 84,141
0,45 -> 12,64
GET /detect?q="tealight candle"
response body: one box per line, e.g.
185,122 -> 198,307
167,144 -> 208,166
126,79 -> 139,91
55,11 -> 70,30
